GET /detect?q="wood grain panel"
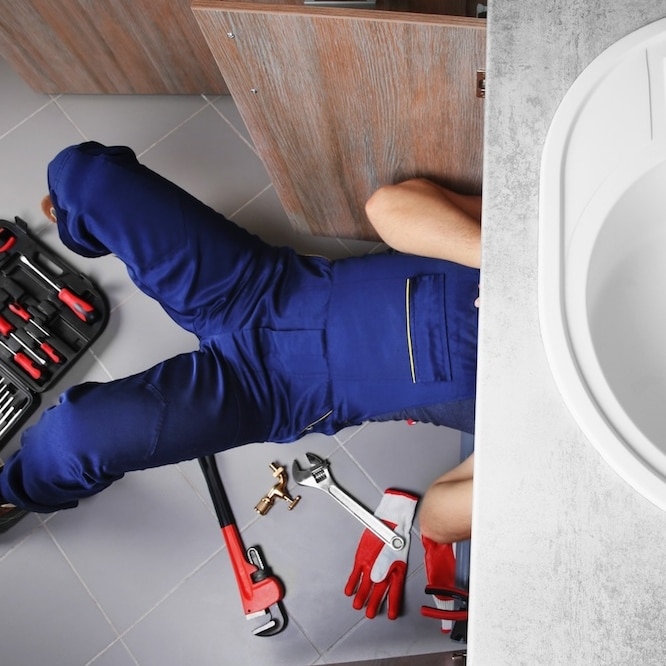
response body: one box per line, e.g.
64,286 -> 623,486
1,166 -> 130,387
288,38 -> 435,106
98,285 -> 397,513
193,2 -> 485,239
0,0 -> 228,94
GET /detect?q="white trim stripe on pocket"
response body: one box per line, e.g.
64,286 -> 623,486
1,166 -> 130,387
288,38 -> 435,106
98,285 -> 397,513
405,278 -> 417,383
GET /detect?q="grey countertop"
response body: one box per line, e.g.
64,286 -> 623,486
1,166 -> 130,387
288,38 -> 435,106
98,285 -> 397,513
470,2 -> 666,664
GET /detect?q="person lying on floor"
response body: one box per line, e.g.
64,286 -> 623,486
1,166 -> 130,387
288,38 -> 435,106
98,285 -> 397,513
0,142 -> 479,558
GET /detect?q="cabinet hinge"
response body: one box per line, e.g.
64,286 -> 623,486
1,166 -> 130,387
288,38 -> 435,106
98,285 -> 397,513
476,69 -> 486,98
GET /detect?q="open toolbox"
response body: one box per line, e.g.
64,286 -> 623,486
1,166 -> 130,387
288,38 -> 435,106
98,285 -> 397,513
0,216 -> 108,449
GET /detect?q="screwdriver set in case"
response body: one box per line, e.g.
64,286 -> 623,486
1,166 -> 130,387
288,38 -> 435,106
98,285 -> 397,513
0,216 -> 108,448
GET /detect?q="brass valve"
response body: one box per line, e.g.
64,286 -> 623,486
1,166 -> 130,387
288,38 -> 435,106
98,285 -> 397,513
255,462 -> 301,516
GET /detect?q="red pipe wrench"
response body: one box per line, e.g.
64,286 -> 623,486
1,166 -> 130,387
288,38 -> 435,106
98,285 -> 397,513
199,455 -> 286,636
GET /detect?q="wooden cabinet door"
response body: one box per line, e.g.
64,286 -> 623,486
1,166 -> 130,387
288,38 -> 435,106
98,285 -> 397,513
0,0 -> 228,94
193,2 -> 485,240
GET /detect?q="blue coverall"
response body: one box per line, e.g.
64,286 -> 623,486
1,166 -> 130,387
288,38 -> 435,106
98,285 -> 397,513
0,143 -> 479,513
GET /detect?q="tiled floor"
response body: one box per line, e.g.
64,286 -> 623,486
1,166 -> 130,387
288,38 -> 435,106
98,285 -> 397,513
0,58 -> 466,666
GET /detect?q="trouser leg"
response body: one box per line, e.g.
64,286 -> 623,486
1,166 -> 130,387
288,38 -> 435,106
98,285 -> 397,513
0,340 -> 269,513
47,142 -> 283,337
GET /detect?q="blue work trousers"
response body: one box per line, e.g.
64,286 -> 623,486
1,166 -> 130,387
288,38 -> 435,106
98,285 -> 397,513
0,143 -> 478,512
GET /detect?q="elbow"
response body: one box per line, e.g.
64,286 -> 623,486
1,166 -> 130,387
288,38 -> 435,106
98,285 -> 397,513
364,184 -> 395,239
365,179 -> 423,246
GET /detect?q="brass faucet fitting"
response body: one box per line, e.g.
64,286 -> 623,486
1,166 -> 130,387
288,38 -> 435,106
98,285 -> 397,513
255,462 -> 301,516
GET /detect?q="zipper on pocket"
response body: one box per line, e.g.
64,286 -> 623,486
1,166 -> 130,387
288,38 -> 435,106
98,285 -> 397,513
300,408 -> 333,435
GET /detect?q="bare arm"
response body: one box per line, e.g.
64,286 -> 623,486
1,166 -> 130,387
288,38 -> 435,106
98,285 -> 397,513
419,454 -> 474,544
365,178 -> 481,269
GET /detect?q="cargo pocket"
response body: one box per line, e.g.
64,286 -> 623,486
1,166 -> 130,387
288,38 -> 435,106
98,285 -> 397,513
405,274 -> 452,383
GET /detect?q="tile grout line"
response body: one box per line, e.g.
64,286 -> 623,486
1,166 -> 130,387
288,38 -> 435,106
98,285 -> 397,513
45,513 -> 227,666
229,182 -> 274,220
338,439 -> 384,497
136,101 -> 213,158
51,96 -> 89,142
207,100 -> 260,157
87,348 -> 115,382
41,520 -> 124,637
83,637 -> 140,666
0,97 -> 58,141
0,522 -> 46,564
110,543 -> 225,640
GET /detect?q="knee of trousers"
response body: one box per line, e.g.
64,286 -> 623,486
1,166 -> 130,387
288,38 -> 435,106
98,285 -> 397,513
5,379 -> 167,511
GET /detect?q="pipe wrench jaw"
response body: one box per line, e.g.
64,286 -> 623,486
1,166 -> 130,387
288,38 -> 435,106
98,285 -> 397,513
247,602 -> 287,637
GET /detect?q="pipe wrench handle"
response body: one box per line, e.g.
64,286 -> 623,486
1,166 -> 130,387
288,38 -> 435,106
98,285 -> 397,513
221,525 -> 283,617
328,485 -> 405,551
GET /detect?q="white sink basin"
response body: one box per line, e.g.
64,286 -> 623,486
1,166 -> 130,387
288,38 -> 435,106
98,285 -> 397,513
539,19 -> 666,510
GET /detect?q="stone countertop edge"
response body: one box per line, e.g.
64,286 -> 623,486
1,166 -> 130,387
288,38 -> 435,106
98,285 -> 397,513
468,2 -> 666,665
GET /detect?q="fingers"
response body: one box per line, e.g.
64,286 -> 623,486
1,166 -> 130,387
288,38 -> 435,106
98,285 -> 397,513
40,195 -> 57,223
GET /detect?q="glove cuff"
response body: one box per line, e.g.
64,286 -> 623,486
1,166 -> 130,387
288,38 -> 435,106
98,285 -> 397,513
422,535 -> 456,592
375,488 -> 418,524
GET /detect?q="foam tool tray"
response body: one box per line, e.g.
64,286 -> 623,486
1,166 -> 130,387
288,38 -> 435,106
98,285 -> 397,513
0,216 -> 108,449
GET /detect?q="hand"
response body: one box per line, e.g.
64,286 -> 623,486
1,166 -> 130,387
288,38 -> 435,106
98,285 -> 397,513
41,195 -> 57,223
344,489 -> 418,620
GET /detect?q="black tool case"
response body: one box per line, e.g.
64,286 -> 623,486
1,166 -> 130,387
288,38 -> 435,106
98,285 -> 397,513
0,216 -> 108,449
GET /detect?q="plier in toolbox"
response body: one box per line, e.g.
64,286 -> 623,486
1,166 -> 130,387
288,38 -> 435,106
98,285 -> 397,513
421,585 -> 469,642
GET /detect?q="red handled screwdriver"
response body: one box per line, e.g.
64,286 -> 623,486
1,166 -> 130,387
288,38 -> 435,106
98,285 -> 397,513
24,328 -> 62,364
0,339 -> 42,380
8,302 -> 63,363
0,314 -> 46,365
8,302 -> 50,336
19,255 -> 96,324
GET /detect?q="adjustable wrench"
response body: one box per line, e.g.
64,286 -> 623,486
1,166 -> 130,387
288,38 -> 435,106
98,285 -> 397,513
292,452 -> 406,551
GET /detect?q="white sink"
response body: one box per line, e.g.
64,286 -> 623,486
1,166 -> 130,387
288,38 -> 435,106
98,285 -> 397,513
539,19 -> 666,510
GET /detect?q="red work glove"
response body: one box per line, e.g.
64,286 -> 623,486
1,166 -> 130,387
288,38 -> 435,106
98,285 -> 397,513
344,489 -> 418,620
421,536 -> 459,632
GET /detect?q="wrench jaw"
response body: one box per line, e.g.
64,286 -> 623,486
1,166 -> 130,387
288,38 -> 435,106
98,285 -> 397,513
291,452 -> 329,487
247,601 -> 287,637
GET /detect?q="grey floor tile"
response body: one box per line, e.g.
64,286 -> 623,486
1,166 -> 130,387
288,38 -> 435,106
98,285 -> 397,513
0,58 -> 53,137
210,95 -> 255,148
88,640 -> 139,666
123,548 -> 321,666
343,420 -> 464,508
0,511 -> 42,558
140,105 -> 271,217
0,103 -> 84,224
44,464 -> 224,633
55,94 -> 210,155
333,423 -> 368,445
0,528 -> 118,666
